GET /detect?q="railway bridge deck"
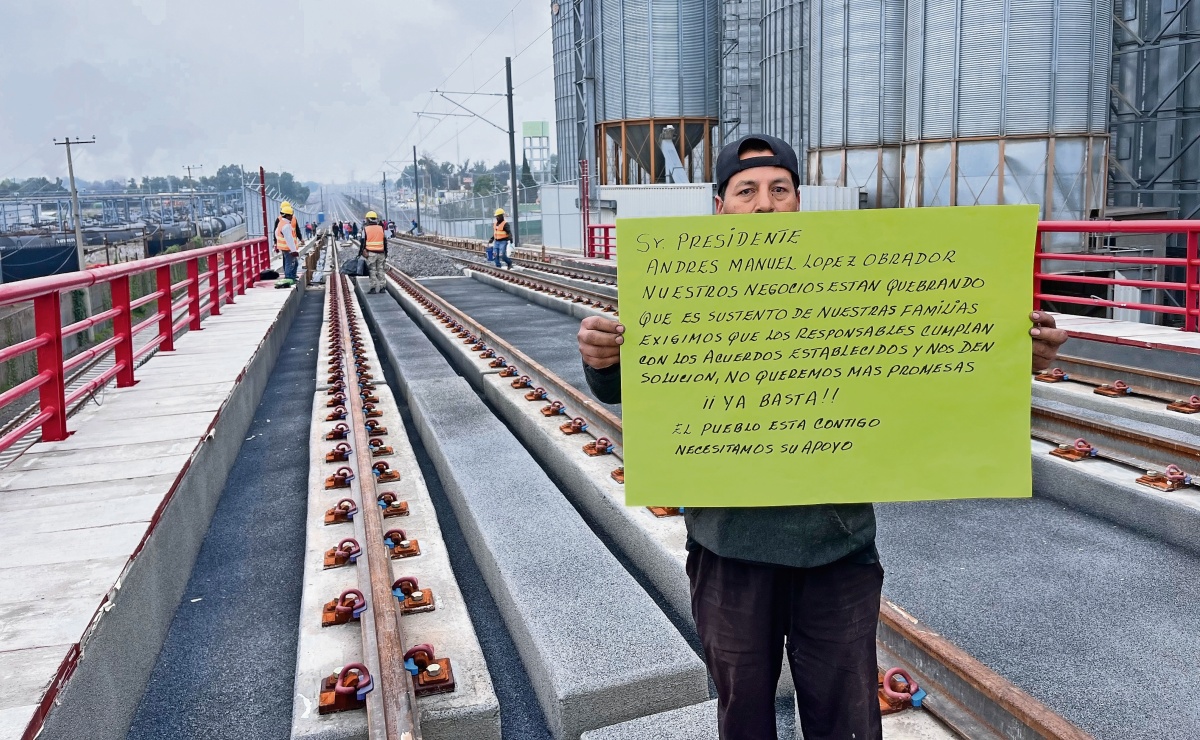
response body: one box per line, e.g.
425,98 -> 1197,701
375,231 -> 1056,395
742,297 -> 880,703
0,229 -> 1197,740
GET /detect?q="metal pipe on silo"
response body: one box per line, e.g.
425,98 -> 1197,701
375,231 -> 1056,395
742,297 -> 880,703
761,0 -> 810,170
720,0 -> 764,146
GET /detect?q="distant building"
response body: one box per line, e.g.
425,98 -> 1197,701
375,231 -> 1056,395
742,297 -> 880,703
523,122 -> 553,184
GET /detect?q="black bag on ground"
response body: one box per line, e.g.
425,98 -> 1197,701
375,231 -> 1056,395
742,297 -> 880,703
340,257 -> 368,276
260,269 -> 279,280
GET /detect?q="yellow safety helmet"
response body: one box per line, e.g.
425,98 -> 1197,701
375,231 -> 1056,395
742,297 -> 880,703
365,211 -> 378,220
280,201 -> 294,215
494,208 -> 505,216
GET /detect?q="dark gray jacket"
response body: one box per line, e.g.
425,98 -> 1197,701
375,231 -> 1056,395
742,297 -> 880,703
584,362 -> 877,568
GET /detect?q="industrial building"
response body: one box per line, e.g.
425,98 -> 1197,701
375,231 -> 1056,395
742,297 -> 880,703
549,0 -> 1197,322
551,0 -> 1197,222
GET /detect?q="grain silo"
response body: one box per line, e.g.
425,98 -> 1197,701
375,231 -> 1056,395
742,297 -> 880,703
551,0 -> 580,182
898,0 -> 1111,219
760,0 -> 808,160
592,0 -> 720,184
805,0 -> 1111,219
806,0 -> 904,207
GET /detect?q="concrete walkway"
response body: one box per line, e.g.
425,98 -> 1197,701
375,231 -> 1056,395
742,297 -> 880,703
128,292 -> 322,739
0,282 -> 300,740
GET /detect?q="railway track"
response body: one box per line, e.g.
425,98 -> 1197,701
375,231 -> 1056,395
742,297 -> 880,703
323,271 -> 422,737
1038,353 -> 1200,403
380,263 -> 1091,740
392,234 -> 618,287
1032,356 -> 1200,487
456,261 -> 619,314
294,244 -> 495,740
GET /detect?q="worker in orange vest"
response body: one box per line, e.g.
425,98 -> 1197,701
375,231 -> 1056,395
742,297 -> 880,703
488,207 -> 513,269
359,210 -> 388,293
273,201 -> 302,280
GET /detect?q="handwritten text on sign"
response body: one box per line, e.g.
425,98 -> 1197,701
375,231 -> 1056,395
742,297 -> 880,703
615,206 -> 1037,507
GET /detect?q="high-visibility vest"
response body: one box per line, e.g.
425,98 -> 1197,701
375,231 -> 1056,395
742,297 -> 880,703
275,217 -> 299,252
494,220 -> 508,241
365,223 -> 386,252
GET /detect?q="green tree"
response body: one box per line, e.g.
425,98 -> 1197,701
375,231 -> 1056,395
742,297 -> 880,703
263,170 -> 310,204
473,173 -> 497,195
16,177 -> 67,195
519,157 -> 539,204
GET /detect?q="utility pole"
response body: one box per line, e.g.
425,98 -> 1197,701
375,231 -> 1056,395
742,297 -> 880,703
381,173 -> 389,223
259,167 -> 269,241
54,136 -> 95,273
413,146 -> 421,231
183,164 -> 202,242
506,57 -> 520,252
54,135 -> 95,340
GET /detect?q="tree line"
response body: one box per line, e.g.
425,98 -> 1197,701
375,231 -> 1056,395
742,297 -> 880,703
0,165 -> 310,205
399,153 -> 557,204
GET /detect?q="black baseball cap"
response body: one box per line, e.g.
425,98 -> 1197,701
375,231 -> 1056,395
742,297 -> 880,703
715,134 -> 801,196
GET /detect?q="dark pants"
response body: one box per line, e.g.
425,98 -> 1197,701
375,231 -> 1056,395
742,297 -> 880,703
492,239 -> 512,268
282,250 -> 298,280
687,545 -> 883,740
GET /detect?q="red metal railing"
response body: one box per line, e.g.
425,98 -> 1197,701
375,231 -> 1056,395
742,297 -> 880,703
585,218 -> 1200,329
586,224 -> 616,259
0,237 -> 271,453
1035,220 -> 1200,332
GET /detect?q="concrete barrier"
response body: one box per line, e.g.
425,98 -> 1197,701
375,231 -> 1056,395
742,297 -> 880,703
581,700 -> 718,740
1032,439 -> 1200,556
466,269 -> 612,322
358,286 -> 708,740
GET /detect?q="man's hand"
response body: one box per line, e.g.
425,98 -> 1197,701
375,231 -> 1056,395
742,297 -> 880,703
578,316 -> 624,370
1030,311 -> 1068,372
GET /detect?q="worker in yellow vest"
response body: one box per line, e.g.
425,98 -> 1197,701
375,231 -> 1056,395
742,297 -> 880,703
273,201 -> 303,280
358,211 -> 388,293
488,207 -> 513,269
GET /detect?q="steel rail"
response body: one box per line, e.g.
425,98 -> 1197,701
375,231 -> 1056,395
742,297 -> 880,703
387,267 -> 1092,740
331,269 -> 421,740
457,261 -> 619,310
877,602 -> 1092,740
1044,354 -> 1200,402
1031,402 -> 1200,474
391,234 -> 618,285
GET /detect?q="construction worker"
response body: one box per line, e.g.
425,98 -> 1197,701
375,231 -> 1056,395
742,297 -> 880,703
488,207 -> 513,269
358,211 -> 388,294
576,133 -> 1071,740
273,201 -> 302,281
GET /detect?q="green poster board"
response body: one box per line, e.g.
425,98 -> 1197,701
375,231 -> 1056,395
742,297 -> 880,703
615,205 -> 1037,507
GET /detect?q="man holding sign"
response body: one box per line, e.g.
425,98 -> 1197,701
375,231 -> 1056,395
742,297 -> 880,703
577,134 -> 1067,740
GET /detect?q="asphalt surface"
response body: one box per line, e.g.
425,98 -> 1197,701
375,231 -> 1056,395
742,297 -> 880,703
876,497 -> 1200,739
413,273 -> 1200,739
127,291 -> 322,740
415,275 -> 620,414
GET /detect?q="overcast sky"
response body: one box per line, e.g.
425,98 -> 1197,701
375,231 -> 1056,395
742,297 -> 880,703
0,0 -> 557,186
